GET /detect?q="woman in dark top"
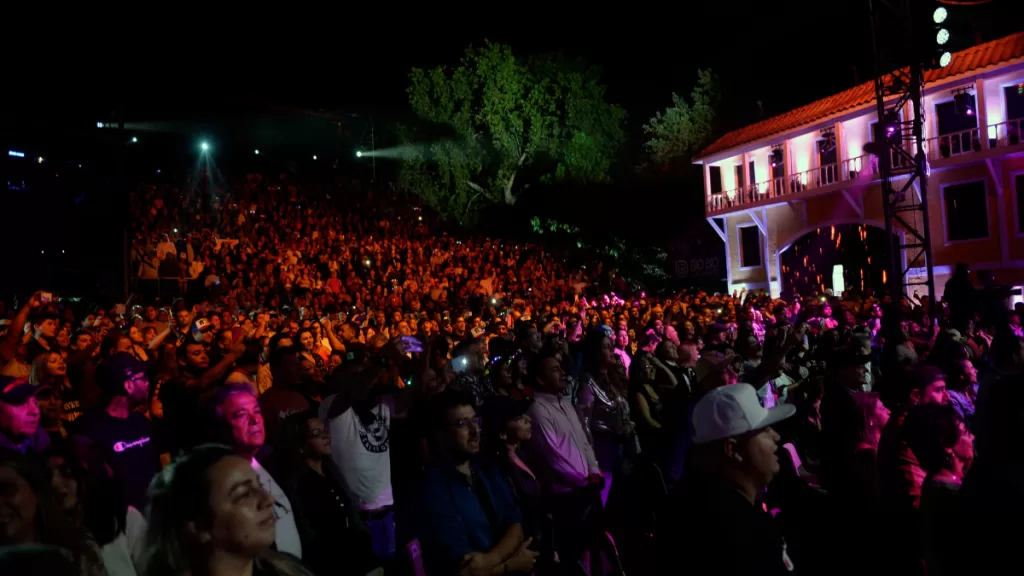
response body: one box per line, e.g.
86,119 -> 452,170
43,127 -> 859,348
274,410 -> 381,576
627,353 -> 663,458
480,396 -> 557,566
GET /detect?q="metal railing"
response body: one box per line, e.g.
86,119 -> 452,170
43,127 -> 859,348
926,127 -> 981,161
788,163 -> 839,194
987,116 -> 1023,149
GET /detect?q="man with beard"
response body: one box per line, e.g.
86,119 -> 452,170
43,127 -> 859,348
418,390 -> 537,575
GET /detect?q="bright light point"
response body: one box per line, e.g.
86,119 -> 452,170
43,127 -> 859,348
939,52 -> 952,67
933,6 -> 947,24
936,28 -> 949,45
418,216 -> 423,221
7,150 -> 24,158
254,149 -> 259,155
62,250 -> 65,254
40,250 -> 44,254
37,157 -> 44,164
200,142 -> 209,151
97,122 -> 104,128
132,136 -> 138,143
312,155 -> 317,160
356,151 -> 363,158
173,228 -> 178,233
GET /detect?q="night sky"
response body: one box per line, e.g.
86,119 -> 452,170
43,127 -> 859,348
9,1 -> 1017,145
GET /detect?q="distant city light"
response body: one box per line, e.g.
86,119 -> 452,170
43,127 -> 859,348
8,150 -> 24,158
132,136 -> 138,143
933,6 -> 947,24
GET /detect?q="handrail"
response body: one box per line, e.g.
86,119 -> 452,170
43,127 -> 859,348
926,126 -> 980,161
986,116 -> 1023,149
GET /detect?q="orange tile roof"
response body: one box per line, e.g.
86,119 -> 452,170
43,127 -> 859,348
696,32 -> 1024,160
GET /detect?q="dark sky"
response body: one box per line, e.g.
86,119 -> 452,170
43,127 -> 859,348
6,1 -> 1016,145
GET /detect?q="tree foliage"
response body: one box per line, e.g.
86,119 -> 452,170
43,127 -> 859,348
398,41 -> 626,225
643,69 -> 720,166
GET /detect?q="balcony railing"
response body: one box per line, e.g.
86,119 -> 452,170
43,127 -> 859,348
706,165 -> 839,213
841,154 -> 879,181
789,163 -> 839,194
987,116 -> 1023,149
926,127 -> 981,162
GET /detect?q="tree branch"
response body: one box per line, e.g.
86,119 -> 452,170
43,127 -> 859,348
467,181 -> 485,193
503,153 -> 528,205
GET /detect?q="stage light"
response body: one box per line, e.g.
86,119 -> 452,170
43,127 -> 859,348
313,155 -> 317,160
356,150 -> 363,158
770,148 -> 783,168
132,136 -> 138,143
200,142 -> 209,151
254,149 -> 259,155
954,92 -> 974,116
939,52 -> 952,67
8,150 -> 24,158
37,156 -> 44,164
936,28 -> 949,45
933,6 -> 947,24
96,121 -> 103,128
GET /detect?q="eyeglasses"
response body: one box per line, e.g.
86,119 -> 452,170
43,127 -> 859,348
448,416 -> 482,431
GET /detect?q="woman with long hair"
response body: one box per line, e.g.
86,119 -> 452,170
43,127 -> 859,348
296,329 -> 327,381
577,330 -> 636,507
0,448 -> 104,575
43,440 -> 147,575
141,444 -> 313,576
29,351 -> 81,423
272,411 -> 381,576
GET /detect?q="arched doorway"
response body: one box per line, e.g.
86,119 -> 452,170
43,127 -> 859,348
779,222 -> 897,301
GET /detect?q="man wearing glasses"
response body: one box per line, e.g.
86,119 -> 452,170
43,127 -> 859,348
417,390 -> 538,575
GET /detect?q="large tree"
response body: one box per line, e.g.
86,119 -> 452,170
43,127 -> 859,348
398,41 -> 626,224
643,69 -> 720,166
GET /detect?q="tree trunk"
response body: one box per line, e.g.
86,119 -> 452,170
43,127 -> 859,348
503,153 -> 528,205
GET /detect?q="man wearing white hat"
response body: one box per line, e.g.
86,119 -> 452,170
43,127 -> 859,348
659,383 -> 796,574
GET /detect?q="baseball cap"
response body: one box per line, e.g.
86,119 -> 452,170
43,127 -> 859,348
0,377 -> 42,406
692,383 -> 796,444
481,395 -> 532,433
694,351 -> 737,383
95,353 -> 148,396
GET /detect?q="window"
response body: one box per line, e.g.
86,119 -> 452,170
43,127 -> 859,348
734,165 -> 745,190
943,180 -> 988,242
748,160 -> 758,194
739,226 -> 762,268
709,165 -> 723,194
1016,173 -> 1024,233
817,138 -> 837,185
1003,84 -> 1023,146
935,96 -> 979,158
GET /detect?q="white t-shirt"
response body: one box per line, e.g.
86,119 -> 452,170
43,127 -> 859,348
321,395 -> 394,510
251,458 -> 303,558
100,506 -> 147,576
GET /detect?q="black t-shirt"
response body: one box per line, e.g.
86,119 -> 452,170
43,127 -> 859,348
660,479 -> 793,575
158,375 -> 207,452
74,410 -> 160,511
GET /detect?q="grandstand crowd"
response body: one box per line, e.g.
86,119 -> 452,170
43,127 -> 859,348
1,169 -> 1021,575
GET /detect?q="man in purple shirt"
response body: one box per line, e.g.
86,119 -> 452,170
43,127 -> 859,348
525,351 -> 603,567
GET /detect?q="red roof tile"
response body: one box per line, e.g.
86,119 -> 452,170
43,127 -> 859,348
696,32 -> 1024,160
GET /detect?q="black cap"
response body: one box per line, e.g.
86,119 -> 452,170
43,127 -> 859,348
0,377 -> 43,406
481,395 -> 532,434
96,353 -> 148,396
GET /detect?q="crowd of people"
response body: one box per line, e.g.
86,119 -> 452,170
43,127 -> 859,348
1,169 -> 1021,575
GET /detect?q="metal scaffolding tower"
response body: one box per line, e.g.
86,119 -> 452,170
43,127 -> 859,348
869,0 -> 937,304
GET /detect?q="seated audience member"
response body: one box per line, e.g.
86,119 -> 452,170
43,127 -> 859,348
902,403 -> 974,576
43,440 -> 147,575
207,384 -> 303,559
0,376 -> 50,455
661,383 -> 796,575
72,354 -> 161,512
0,448 -> 104,574
418,390 -> 538,575
274,410 -> 381,576
143,444 -> 314,576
